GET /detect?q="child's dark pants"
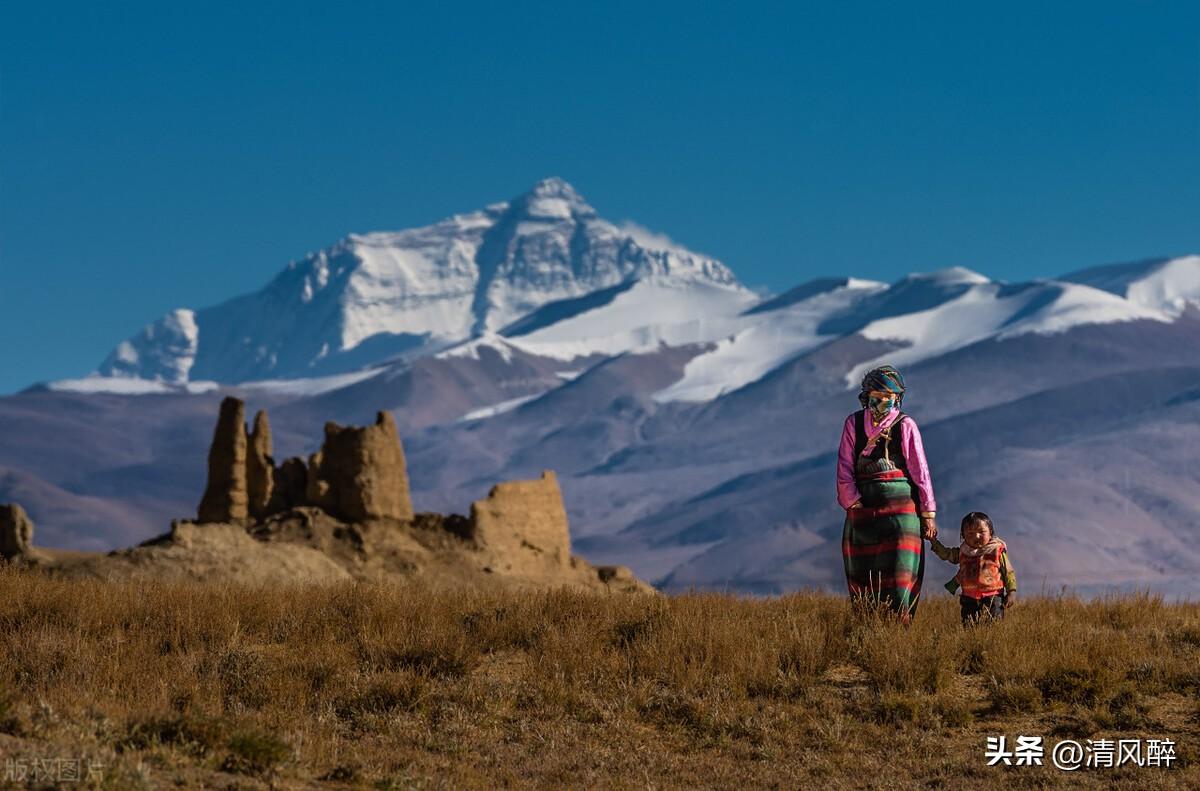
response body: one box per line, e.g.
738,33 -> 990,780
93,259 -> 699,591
960,594 -> 1004,625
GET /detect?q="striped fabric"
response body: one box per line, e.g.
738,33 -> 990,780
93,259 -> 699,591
841,466 -> 925,622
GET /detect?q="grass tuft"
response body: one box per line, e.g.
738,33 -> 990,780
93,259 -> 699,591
221,726 -> 291,776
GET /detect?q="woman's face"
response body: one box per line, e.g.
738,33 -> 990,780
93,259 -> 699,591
963,520 -> 991,548
867,389 -> 896,413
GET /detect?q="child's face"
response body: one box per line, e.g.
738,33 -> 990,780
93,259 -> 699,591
962,520 -> 991,548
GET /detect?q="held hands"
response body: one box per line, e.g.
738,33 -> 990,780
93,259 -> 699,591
920,515 -> 937,541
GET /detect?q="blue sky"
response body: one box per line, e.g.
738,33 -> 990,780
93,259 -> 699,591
2,1 -> 1199,393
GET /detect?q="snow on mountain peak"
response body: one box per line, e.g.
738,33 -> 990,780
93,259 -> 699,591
437,332 -> 519,363
617,222 -> 695,258
845,277 -> 1173,388
92,179 -> 743,384
98,308 -> 199,383
1062,255 -> 1200,317
525,176 -> 590,205
996,281 -> 1170,338
515,177 -> 596,220
529,176 -> 585,200
744,276 -> 887,316
465,179 -> 742,336
653,276 -> 887,403
1127,255 -> 1200,315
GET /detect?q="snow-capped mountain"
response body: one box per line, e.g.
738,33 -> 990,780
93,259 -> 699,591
96,178 -> 744,385
80,176 -> 1200,408
1062,254 -> 1200,316
841,268 -> 1173,386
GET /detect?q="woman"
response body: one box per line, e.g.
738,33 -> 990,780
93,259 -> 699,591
836,365 -> 937,623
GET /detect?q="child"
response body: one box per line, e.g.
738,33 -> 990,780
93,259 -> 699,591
929,511 -> 1016,625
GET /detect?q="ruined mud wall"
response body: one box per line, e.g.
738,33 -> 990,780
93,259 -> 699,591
306,412 -> 414,522
469,471 -> 571,573
197,398 -> 413,525
0,503 -> 35,560
196,398 -> 249,524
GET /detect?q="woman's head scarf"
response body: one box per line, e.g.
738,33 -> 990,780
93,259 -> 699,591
857,365 -> 906,409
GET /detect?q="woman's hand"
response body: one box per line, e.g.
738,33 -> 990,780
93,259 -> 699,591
847,501 -> 862,510
1004,591 -> 1017,609
920,515 -> 937,541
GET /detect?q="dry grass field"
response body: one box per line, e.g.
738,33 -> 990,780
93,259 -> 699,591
0,565 -> 1197,789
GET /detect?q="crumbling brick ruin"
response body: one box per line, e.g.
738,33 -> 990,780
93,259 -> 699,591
196,398 -> 415,525
306,413 -> 414,522
196,397 -> 250,524
470,471 -> 571,573
194,398 -> 585,578
246,410 -> 274,521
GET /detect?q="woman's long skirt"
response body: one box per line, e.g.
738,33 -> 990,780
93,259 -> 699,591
841,467 -> 925,621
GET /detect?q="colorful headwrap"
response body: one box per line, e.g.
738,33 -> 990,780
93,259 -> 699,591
857,365 -> 906,408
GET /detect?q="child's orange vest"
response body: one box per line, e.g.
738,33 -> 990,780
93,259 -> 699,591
958,541 -> 1006,598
